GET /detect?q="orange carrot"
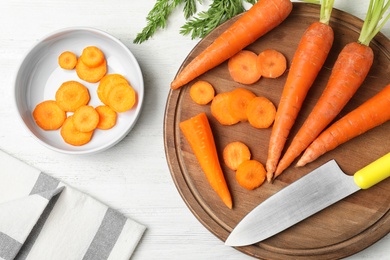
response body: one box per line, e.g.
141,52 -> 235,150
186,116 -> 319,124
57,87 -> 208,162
266,1 -> 335,182
189,80 -> 215,105
228,50 -> 261,84
246,96 -> 276,129
58,51 -> 77,70
274,0 -> 389,179
297,83 -> 390,167
236,160 -> 266,190
211,92 -> 240,126
223,141 -> 251,171
228,88 -> 256,122
180,112 -> 233,209
256,49 -> 287,78
170,0 -> 292,90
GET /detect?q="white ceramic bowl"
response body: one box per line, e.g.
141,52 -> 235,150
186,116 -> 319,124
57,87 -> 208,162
14,27 -> 144,154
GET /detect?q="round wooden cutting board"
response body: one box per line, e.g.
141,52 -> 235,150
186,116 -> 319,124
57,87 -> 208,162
164,3 -> 390,259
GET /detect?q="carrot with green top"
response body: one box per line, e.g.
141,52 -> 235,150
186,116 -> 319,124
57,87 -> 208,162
266,0 -> 335,181
274,0 -> 390,179
170,0 -> 292,90
297,83 -> 390,167
180,112 -> 233,209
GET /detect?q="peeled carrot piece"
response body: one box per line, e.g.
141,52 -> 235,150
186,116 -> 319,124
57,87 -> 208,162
257,49 -> 287,78
223,141 -> 251,171
211,92 -> 239,126
72,105 -> 99,132
80,46 -> 105,68
180,113 -> 233,209
246,96 -> 276,128
58,51 -> 77,70
32,100 -> 66,130
228,88 -> 256,122
236,160 -> 266,190
189,80 -> 215,105
60,116 -> 93,146
228,50 -> 262,84
55,81 -> 90,112
76,57 -> 107,83
97,74 -> 129,105
96,105 -> 117,130
106,83 -> 136,112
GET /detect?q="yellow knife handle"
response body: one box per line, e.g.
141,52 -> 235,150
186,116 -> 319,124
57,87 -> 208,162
354,152 -> 390,189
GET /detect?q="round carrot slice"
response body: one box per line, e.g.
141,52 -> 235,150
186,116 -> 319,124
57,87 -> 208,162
228,50 -> 262,85
236,160 -> 266,190
60,116 -> 93,146
106,83 -> 136,112
97,74 -> 129,105
80,46 -> 105,68
32,100 -> 66,130
210,92 -> 240,126
246,96 -> 276,128
95,105 -> 117,130
189,80 -> 215,105
228,88 -> 256,122
76,58 -> 107,83
55,80 -> 90,112
257,49 -> 287,78
58,51 -> 77,70
223,141 -> 251,171
72,105 -> 99,132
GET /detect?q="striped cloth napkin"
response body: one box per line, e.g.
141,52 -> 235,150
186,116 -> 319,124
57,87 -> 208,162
0,149 -> 146,260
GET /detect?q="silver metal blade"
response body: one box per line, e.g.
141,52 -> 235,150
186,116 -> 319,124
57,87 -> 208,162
225,160 -> 360,246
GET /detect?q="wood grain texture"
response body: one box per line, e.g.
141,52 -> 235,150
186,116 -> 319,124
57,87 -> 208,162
165,3 -> 390,259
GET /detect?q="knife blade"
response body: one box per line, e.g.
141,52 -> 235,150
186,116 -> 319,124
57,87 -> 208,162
225,152 -> 390,247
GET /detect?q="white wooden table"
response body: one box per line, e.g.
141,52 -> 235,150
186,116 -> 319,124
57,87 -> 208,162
1,1 -> 389,259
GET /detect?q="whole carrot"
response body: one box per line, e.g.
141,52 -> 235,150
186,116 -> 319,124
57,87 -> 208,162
297,83 -> 390,167
266,0 -> 335,182
170,0 -> 292,90
274,0 -> 390,179
180,112 -> 233,209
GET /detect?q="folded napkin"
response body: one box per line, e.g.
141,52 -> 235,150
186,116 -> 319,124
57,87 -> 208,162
0,149 -> 145,260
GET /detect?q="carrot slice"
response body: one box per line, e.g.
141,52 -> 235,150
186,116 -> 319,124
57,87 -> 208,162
180,112 -> 233,209
106,83 -> 136,112
189,80 -> 215,105
95,105 -> 117,130
32,100 -> 66,130
223,141 -> 251,171
236,160 -> 266,190
76,57 -> 107,83
211,92 -> 240,125
60,116 -> 93,146
97,74 -> 129,105
228,88 -> 256,122
228,50 -> 262,85
246,96 -> 276,128
256,49 -> 287,78
72,105 -> 99,132
55,81 -> 90,112
80,46 -> 105,68
58,51 -> 77,70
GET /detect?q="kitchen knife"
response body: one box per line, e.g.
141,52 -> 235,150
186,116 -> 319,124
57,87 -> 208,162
225,152 -> 390,247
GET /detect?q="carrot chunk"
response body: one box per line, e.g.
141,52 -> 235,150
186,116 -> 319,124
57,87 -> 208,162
189,80 -> 215,105
228,50 -> 262,84
80,46 -> 105,68
246,96 -> 276,128
223,141 -> 251,171
55,80 -> 90,112
32,100 -> 66,130
210,92 -> 240,125
76,57 -> 107,83
236,160 -> 266,190
58,51 -> 77,70
60,116 -> 94,146
228,88 -> 256,122
72,105 -> 99,132
256,49 -> 287,78
96,105 -> 117,130
106,83 -> 137,112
